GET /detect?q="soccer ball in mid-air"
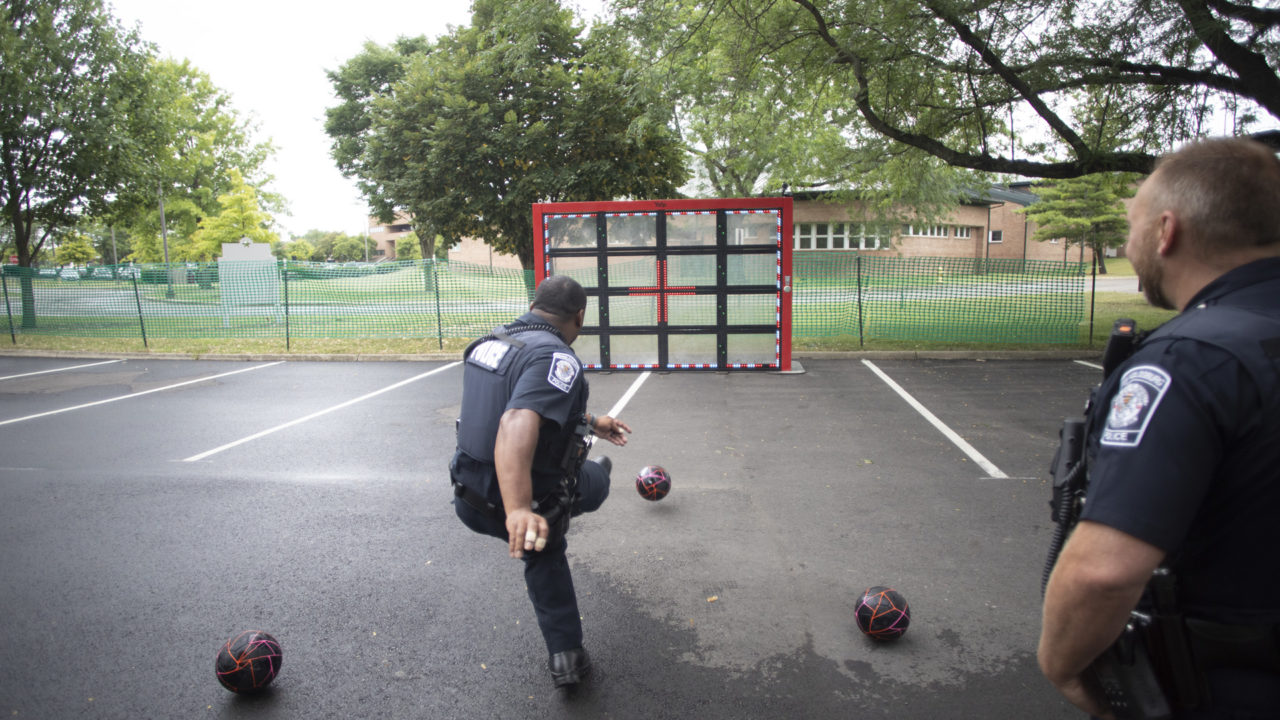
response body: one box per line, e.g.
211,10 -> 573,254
216,630 -> 282,693
855,586 -> 911,640
635,466 -> 672,501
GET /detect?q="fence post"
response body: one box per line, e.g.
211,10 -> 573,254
1088,255 -> 1097,346
855,254 -> 865,348
2,271 -> 14,344
132,275 -> 148,348
282,261 -> 290,352
432,259 -> 444,350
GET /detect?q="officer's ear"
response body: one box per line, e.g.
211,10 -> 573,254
574,308 -> 584,329
1156,211 -> 1180,258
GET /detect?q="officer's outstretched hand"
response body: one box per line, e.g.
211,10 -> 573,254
506,508 -> 549,559
592,415 -> 632,447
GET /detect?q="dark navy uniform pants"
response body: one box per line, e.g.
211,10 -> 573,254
454,459 -> 611,654
1088,668 -> 1280,719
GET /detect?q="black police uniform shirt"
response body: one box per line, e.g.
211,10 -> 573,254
454,312 -> 589,505
1080,258 -> 1280,625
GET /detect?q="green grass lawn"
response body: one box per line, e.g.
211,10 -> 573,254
1096,257 -> 1135,276
4,289 -> 1173,357
2,256 -> 1169,357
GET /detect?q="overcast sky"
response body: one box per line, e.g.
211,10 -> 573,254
108,0 -> 603,239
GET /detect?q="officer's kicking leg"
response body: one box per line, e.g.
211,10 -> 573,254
573,456 -> 611,516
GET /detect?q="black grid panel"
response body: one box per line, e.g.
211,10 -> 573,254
539,207 -> 786,370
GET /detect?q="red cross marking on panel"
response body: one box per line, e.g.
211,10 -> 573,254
625,260 -> 695,322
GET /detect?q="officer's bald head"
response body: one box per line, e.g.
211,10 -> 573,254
531,275 -> 588,321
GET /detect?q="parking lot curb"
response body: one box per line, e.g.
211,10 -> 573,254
0,348 -> 1102,363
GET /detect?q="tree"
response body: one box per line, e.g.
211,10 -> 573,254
329,237 -> 366,262
615,0 -> 1013,233
54,232 -> 97,265
294,229 -> 367,262
614,2 -> 876,197
110,57 -> 278,263
1,0 -> 153,326
325,36 -> 433,227
278,238 -> 314,261
1020,173 -> 1134,273
394,232 -> 422,260
620,0 -> 1280,179
0,0 -> 152,270
178,170 -> 279,261
330,0 -> 689,269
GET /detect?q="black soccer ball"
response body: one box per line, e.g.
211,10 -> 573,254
855,586 -> 911,640
635,465 -> 672,501
216,630 -> 282,693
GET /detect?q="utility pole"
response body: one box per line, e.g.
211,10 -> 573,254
159,182 -> 173,298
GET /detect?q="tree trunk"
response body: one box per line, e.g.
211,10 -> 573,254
411,222 -> 438,291
1087,231 -> 1108,274
517,246 -> 535,301
20,273 -> 35,329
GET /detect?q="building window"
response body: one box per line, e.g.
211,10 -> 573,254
849,225 -> 881,250
389,223 -> 413,233
989,230 -> 1004,244
795,223 -> 881,250
954,226 -> 972,239
902,224 -> 951,238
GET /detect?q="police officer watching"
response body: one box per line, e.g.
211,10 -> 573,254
450,274 -> 631,688
1038,137 -> 1280,717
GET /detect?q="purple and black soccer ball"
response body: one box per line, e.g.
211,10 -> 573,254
635,465 -> 672,501
855,586 -> 911,641
216,630 -> 282,693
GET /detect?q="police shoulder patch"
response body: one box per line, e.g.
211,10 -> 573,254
1101,364 -> 1172,448
547,352 -> 580,393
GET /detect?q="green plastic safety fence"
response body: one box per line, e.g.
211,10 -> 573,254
0,254 -> 1087,347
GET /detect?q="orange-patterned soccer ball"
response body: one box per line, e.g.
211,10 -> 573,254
635,466 -> 672,501
216,630 -> 282,693
855,587 -> 911,640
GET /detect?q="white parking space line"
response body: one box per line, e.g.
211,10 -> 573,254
0,359 -> 122,382
183,362 -> 462,462
0,362 -> 284,427
605,371 -> 650,419
861,359 -> 1008,479
588,371 -> 651,447
1074,360 -> 1103,370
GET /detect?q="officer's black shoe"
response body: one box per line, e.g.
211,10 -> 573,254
549,647 -> 590,688
590,455 -> 612,477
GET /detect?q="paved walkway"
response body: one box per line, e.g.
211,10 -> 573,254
1090,274 -> 1139,293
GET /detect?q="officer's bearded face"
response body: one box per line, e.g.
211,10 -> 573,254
1127,178 -> 1176,311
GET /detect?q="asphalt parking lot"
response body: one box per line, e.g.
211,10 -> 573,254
0,354 -> 1104,719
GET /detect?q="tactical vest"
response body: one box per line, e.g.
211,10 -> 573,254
1088,303 -> 1280,445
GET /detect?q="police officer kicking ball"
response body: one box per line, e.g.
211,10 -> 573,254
1038,137 -> 1280,717
450,275 -> 631,688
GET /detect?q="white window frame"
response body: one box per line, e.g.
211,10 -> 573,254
849,224 -> 881,250
988,230 -> 1004,244
903,224 -> 951,238
794,223 -> 882,250
954,226 -> 972,239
